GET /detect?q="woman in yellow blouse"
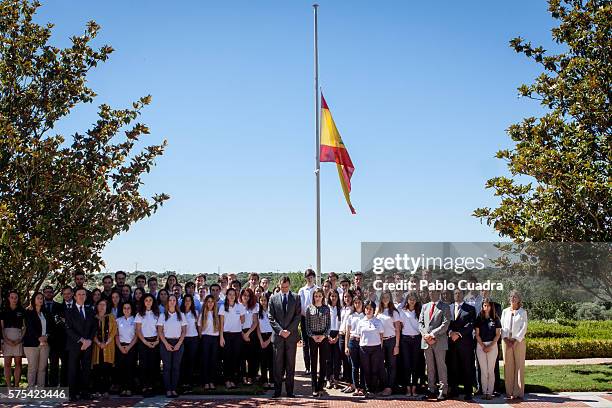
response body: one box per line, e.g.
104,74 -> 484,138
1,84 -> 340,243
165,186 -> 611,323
91,299 -> 117,399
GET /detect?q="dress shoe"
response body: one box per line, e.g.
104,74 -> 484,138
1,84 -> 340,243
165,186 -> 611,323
437,390 -> 446,401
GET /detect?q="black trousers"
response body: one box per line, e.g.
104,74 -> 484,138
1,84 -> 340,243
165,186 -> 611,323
360,345 -> 385,393
273,337 -> 298,395
181,336 -> 198,386
200,335 -> 219,385
308,336 -> 329,392
382,337 -> 398,389
338,334 -> 351,381
241,329 -> 259,379
259,333 -> 273,383
48,347 -> 68,387
138,338 -> 159,390
223,332 -> 242,382
448,339 -> 474,395
67,347 -> 92,398
400,334 -> 421,386
116,343 -> 137,392
300,316 -> 310,369
326,331 -> 341,381
92,362 -> 113,393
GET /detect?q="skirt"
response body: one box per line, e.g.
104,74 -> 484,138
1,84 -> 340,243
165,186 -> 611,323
3,328 -> 24,357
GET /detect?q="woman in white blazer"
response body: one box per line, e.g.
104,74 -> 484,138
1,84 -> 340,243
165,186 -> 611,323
500,290 -> 528,400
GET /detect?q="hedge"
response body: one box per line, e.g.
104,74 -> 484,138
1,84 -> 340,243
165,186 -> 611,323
525,339 -> 612,360
528,320 -> 612,340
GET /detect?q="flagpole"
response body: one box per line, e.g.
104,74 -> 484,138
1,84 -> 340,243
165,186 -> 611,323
313,3 -> 321,286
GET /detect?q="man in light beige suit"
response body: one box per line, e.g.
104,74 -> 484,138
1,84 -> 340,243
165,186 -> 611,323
419,289 -> 451,400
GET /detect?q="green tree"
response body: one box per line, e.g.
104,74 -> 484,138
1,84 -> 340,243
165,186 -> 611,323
0,0 -> 169,300
474,0 -> 611,242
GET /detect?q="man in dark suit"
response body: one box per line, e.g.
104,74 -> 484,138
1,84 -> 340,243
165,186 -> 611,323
65,287 -> 97,401
419,289 -> 451,401
268,275 -> 301,398
43,285 -> 66,387
447,289 -> 477,400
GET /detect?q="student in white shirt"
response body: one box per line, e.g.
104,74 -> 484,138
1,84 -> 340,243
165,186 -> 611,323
357,300 -> 385,397
399,291 -> 423,398
326,289 -> 343,389
240,288 -> 259,385
338,289 -> 354,385
115,302 -> 138,396
298,269 -> 318,374
219,288 -> 245,389
198,295 -> 220,390
501,290 -> 528,400
376,291 -> 401,396
179,294 -> 199,391
256,292 -> 274,389
343,296 -> 365,396
134,294 -> 160,397
156,295 -> 187,398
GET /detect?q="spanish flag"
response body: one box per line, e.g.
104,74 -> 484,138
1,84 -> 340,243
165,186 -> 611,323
320,94 -> 356,214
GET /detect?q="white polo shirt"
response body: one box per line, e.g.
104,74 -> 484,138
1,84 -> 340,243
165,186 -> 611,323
298,284 -> 318,316
357,317 -> 384,346
340,306 -> 352,334
242,304 -> 259,330
198,311 -> 219,336
398,308 -> 420,336
184,310 -> 199,337
330,306 -> 341,331
156,312 -> 187,339
135,310 -> 158,338
258,310 -> 273,334
346,312 -> 365,337
377,308 -> 400,338
117,315 -> 136,344
219,302 -> 246,333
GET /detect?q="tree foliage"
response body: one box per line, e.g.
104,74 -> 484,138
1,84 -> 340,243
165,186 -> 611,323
0,0 -> 169,300
474,0 -> 611,242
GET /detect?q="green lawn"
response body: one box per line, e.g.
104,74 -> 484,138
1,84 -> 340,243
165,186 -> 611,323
502,364 -> 612,392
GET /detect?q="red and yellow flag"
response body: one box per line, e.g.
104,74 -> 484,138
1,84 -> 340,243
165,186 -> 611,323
320,94 -> 356,214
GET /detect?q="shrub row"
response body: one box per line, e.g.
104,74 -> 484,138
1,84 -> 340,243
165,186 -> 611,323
525,339 -> 612,360
528,320 -> 612,340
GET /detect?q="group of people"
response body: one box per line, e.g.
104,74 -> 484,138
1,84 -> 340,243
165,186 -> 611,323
0,269 -> 528,402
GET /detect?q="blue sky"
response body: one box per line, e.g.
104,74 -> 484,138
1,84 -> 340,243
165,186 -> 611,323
35,1 -> 556,274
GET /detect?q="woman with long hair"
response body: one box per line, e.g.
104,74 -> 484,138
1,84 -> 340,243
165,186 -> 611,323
164,274 -> 178,292
179,294 -> 199,391
240,287 -> 259,385
135,293 -> 160,397
110,290 -> 122,318
339,289 -> 354,385
501,290 -> 528,401
475,297 -> 501,400
92,289 -> 102,306
376,290 -> 401,396
305,288 -> 331,397
157,289 -> 169,314
92,299 -> 117,399
357,300 -> 385,397
115,302 -> 138,397
343,296 -> 364,396
133,288 -> 145,308
399,291 -> 422,398
256,292 -> 273,389
1,290 -> 25,387
219,288 -> 245,389
23,292 -> 52,387
198,295 -> 220,390
157,294 -> 187,398
326,289 -> 342,389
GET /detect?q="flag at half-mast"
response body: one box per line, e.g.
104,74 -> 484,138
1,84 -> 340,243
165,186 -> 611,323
320,94 -> 356,214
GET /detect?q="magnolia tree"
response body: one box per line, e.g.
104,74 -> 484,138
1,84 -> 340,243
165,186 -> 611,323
0,0 -> 169,300
475,0 -> 611,301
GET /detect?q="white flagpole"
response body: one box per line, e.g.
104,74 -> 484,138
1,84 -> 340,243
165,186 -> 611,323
313,4 -> 321,285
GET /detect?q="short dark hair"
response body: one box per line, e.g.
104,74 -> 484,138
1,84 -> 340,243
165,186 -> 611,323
354,272 -> 363,277
115,270 -> 127,278
230,280 -> 242,288
185,281 -> 195,289
279,276 -> 291,285
75,287 -> 87,296
248,272 -> 260,280
340,277 -> 350,284
102,275 -> 113,283
135,274 -> 146,282
304,269 -> 316,278
74,270 -> 85,278
328,271 -> 338,279
147,276 -> 158,284
62,286 -> 73,293
43,285 -> 54,292
209,283 -> 221,291
363,300 -> 376,311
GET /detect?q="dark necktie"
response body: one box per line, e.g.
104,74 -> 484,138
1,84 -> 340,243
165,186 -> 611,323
46,303 -> 52,313
282,293 -> 288,314
79,305 -> 85,319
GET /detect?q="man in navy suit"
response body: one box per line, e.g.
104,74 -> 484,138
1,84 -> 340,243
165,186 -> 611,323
447,289 -> 476,400
65,287 -> 97,401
